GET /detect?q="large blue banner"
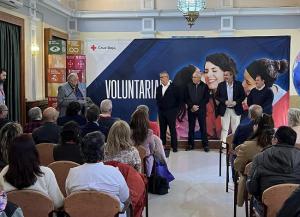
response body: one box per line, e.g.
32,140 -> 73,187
86,36 -> 290,139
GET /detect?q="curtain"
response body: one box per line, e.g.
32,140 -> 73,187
0,21 -> 20,122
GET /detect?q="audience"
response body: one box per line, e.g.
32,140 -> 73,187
0,105 -> 10,130
105,120 -> 141,172
65,132 -> 129,217
98,99 -> 119,140
130,109 -> 167,177
23,107 -> 43,133
57,101 -> 86,127
288,108 -> 300,145
234,114 -> 274,206
53,121 -> 83,164
136,105 -> 160,137
0,134 -> 64,209
32,107 -> 61,144
247,126 -> 300,216
0,123 -> 23,167
81,104 -> 102,137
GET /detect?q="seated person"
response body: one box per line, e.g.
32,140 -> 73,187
57,101 -> 86,127
247,126 -> 300,217
288,108 -> 300,145
277,186 -> 300,217
65,132 -> 129,217
53,121 -> 83,164
0,105 -> 10,131
136,105 -> 160,137
81,104 -> 103,137
32,107 -> 61,144
0,189 -> 24,217
104,120 -> 141,172
23,107 -> 43,133
0,134 -> 64,209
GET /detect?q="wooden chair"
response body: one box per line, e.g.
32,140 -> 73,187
64,191 -> 122,217
262,183 -> 299,217
36,143 -> 55,166
219,134 -> 233,192
7,190 -> 55,217
48,161 -> 80,197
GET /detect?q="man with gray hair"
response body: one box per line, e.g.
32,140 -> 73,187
98,99 -> 119,140
288,108 -> 300,144
57,73 -> 84,117
23,107 -> 43,133
0,104 -> 9,130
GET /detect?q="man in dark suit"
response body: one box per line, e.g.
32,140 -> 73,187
156,71 -> 179,152
186,71 -> 210,151
81,104 -> 103,137
215,70 -> 246,146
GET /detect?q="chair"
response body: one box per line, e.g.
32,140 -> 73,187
36,143 -> 55,166
48,161 -> 80,197
262,183 -> 299,217
219,134 -> 233,192
7,190 -> 55,217
64,191 -> 121,217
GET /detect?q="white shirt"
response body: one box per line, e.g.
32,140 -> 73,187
257,84 -> 266,91
65,162 -> 129,217
226,82 -> 234,102
0,166 -> 64,209
162,81 -> 170,96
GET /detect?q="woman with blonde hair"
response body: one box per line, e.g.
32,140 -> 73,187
0,123 -> 23,167
105,120 -> 141,172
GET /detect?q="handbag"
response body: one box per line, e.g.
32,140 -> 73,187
154,158 -> 175,183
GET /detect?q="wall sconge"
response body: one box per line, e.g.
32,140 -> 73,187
31,43 -> 40,56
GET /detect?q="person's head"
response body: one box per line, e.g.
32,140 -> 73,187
42,107 -> 58,123
81,131 -> 105,163
60,121 -> 81,144
28,107 -> 42,121
192,71 -> 202,85
0,122 -> 23,164
66,101 -> 81,116
5,134 -> 43,189
0,105 -> 8,119
224,71 -> 234,84
106,120 -> 133,156
136,105 -> 149,114
100,99 -> 112,115
204,53 -> 237,90
273,126 -> 297,146
248,104 -> 263,121
288,108 -> 300,127
67,73 -> 79,88
0,69 -> 7,83
255,75 -> 265,89
243,58 -> 288,95
251,114 -> 275,148
159,71 -> 170,86
130,109 -> 149,146
86,104 -> 100,122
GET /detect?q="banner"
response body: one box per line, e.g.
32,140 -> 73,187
86,37 -> 290,139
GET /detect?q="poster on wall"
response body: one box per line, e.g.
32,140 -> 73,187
86,37 -> 290,140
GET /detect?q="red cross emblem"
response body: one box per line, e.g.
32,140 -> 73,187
91,44 -> 97,51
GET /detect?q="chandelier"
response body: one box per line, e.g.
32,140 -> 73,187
177,0 -> 206,28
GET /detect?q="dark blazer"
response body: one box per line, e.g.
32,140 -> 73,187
156,83 -> 180,112
57,114 -> 87,126
32,122 -> 61,144
81,122 -> 103,137
185,81 -> 209,110
98,116 -> 119,139
53,142 -> 83,164
215,80 -> 246,116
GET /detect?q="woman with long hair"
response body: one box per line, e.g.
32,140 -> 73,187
0,134 -> 64,209
105,120 -> 141,172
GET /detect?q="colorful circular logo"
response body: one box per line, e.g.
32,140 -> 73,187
293,52 -> 300,95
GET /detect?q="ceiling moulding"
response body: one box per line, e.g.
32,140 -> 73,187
38,0 -> 73,17
75,7 -> 300,19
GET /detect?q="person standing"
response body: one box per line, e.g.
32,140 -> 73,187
215,70 -> 246,145
0,68 -> 7,105
247,75 -> 274,115
185,71 -> 210,151
156,71 -> 179,152
57,73 -> 84,117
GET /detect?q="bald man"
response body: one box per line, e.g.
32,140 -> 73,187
57,73 -> 84,116
32,107 -> 61,144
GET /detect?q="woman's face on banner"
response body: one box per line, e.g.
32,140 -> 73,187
204,61 -> 224,90
242,69 -> 256,95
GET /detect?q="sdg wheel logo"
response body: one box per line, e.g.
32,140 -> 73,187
293,52 -> 300,95
50,46 -> 61,53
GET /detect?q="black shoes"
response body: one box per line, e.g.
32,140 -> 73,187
185,146 -> 194,151
172,148 -> 178,153
204,146 -> 210,152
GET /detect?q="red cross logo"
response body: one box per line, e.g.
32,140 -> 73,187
91,44 -> 97,51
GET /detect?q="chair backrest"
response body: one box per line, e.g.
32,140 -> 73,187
226,134 -> 234,147
64,191 -> 120,217
295,143 -> 300,149
137,145 -> 147,175
244,162 -> 252,176
262,183 -> 299,217
7,190 -> 54,217
48,161 -> 80,197
36,143 -> 55,166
